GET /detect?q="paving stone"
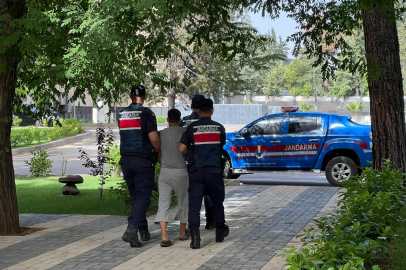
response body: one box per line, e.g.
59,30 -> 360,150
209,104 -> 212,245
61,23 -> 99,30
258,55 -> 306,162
19,214 -> 70,227
0,216 -> 126,269
0,185 -> 341,270
197,186 -> 338,270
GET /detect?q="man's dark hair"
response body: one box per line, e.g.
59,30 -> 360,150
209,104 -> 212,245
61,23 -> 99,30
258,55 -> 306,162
168,109 -> 181,123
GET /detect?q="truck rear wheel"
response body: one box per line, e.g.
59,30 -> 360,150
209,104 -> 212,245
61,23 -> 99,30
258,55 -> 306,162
325,156 -> 357,186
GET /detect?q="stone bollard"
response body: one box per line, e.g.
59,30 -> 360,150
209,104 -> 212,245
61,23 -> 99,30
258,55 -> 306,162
58,175 -> 84,195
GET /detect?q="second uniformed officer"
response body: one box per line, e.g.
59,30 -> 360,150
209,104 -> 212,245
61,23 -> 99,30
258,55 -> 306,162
181,94 -> 216,230
179,94 -> 202,127
119,85 -> 161,248
179,98 -> 229,249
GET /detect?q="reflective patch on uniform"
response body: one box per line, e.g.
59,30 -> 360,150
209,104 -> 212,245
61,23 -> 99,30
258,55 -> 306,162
183,119 -> 198,128
119,111 -> 142,119
119,111 -> 142,130
193,125 -> 220,145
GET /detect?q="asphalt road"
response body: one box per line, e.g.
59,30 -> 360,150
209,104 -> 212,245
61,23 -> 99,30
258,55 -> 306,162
13,123 -> 332,186
13,130 -> 114,176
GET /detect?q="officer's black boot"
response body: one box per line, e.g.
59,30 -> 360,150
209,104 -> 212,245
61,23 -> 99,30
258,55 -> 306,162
139,230 -> 150,241
122,224 -> 142,247
215,224 -> 229,242
205,221 -> 215,230
190,228 -> 201,249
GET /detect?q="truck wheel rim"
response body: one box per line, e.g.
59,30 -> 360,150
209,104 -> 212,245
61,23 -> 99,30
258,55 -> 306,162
223,161 -> 230,177
331,163 -> 351,182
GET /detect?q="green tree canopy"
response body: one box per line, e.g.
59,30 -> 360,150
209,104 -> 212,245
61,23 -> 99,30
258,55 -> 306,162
262,61 -> 286,97
345,101 -> 366,122
0,0 -> 276,235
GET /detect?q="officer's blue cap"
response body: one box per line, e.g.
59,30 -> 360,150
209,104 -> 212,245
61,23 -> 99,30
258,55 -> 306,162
200,98 -> 214,111
130,85 -> 146,96
191,94 -> 205,109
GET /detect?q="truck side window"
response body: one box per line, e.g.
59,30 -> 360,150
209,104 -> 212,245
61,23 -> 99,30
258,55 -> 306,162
248,117 -> 283,135
288,116 -> 321,134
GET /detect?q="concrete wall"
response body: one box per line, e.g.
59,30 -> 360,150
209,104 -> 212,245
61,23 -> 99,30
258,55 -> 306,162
24,94 -> 393,125
211,104 -> 269,124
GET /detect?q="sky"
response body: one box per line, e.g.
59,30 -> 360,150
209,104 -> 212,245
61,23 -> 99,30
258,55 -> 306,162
248,12 -> 298,59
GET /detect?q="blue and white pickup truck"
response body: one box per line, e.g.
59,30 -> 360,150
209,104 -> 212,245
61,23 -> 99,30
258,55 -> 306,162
222,108 -> 372,186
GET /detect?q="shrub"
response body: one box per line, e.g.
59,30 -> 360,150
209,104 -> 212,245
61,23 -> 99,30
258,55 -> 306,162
151,163 -> 161,204
109,180 -> 131,212
13,115 -> 22,126
105,143 -> 122,177
21,126 -> 36,145
281,160 -> 405,270
48,127 -> 62,141
41,117 -> 49,127
109,162 -> 161,212
61,118 -> 84,137
10,118 -> 83,148
156,116 -> 166,123
11,129 -> 23,147
33,128 -> 43,144
298,101 -> 315,111
24,149 -> 53,176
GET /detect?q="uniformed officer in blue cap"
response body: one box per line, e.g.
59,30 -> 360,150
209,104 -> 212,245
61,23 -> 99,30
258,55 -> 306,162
180,94 -> 204,127
179,98 -> 229,249
181,94 -> 216,230
119,85 -> 161,248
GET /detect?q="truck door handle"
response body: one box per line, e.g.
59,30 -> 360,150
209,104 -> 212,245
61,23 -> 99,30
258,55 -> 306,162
309,139 -> 320,142
270,141 -> 281,143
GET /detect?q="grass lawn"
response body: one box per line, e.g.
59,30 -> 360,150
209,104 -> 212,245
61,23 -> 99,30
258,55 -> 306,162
379,207 -> 406,270
15,175 -> 159,216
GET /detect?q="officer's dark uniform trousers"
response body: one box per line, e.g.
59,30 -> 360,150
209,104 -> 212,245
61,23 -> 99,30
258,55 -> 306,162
121,156 -> 154,230
119,102 -> 157,231
182,112 -> 215,226
188,165 -> 225,229
182,117 -> 226,229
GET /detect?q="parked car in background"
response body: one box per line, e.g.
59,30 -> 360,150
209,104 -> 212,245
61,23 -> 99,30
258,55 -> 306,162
15,107 -> 59,127
223,107 -> 372,186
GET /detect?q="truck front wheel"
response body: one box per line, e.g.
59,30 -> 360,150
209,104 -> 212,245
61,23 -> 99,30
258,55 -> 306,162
325,156 -> 357,186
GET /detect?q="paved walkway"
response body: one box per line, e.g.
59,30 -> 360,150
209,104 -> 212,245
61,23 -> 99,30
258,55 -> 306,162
0,184 -> 341,270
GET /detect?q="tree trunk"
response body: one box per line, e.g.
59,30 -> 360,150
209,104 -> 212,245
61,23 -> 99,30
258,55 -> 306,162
0,55 -> 19,235
168,87 -> 176,109
0,0 -> 26,235
362,6 -> 406,173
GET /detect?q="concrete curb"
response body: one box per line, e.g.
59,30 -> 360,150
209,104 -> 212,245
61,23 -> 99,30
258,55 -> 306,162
225,179 -> 240,186
12,132 -> 94,155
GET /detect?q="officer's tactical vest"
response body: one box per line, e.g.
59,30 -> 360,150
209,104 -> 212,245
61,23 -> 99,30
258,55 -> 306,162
193,124 -> 222,167
119,103 -> 149,155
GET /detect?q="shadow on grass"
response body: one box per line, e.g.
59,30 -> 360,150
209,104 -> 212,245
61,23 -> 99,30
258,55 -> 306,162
15,175 -> 160,216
